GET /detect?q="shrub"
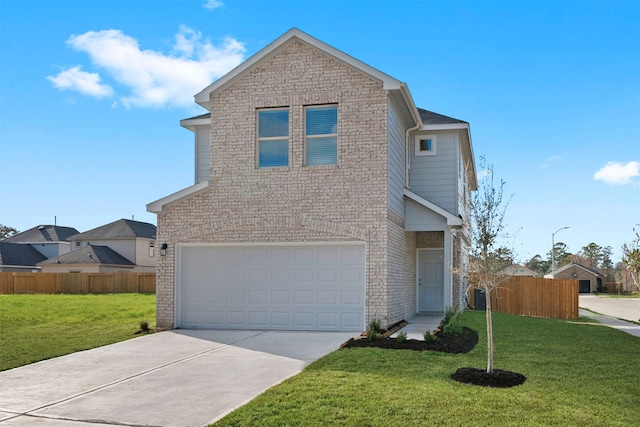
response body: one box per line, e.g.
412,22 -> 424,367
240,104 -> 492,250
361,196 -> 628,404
441,307 -> 463,337
366,328 -> 378,341
396,331 -> 407,343
423,330 -> 437,343
368,318 -> 381,332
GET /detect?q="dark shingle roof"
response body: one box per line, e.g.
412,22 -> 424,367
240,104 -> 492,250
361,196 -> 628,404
0,242 -> 47,267
183,112 -> 211,121
39,245 -> 135,266
3,225 -> 80,243
418,108 -> 467,125
69,219 -> 156,240
554,262 -> 605,278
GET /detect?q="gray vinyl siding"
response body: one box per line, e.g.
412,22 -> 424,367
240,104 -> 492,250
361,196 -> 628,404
409,131 -> 457,215
387,100 -> 406,218
194,125 -> 210,183
404,198 -> 447,231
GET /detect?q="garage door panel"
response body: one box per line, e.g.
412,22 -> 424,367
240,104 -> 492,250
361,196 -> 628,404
342,290 -> 362,305
180,244 -> 364,331
317,312 -> 338,328
317,290 -> 338,304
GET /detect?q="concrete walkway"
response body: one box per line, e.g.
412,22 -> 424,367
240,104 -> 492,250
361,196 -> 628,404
0,329 -> 355,427
391,315 -> 442,340
578,294 -> 640,323
578,309 -> 640,338
578,294 -> 640,338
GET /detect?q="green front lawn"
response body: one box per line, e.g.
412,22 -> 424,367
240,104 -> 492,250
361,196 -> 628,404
0,293 -> 155,371
213,311 -> 640,427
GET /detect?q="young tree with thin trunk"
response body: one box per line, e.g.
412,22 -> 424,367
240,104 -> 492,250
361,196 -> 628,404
622,225 -> 640,292
470,158 -> 512,373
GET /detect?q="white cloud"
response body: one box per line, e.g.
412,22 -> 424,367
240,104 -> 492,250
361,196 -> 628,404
203,0 -> 224,10
540,155 -> 562,170
593,161 -> 640,185
47,66 -> 113,98
49,26 -> 245,109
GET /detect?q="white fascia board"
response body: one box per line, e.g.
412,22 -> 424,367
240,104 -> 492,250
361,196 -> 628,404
194,28 -> 403,108
147,181 -> 209,214
399,84 -> 422,127
180,116 -> 211,131
421,123 -> 470,131
403,189 -> 462,227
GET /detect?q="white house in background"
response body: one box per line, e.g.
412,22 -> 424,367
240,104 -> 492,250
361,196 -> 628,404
39,219 -> 157,273
148,28 -> 477,332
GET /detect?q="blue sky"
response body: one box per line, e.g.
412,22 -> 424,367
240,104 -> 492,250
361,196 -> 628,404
1,0 -> 638,262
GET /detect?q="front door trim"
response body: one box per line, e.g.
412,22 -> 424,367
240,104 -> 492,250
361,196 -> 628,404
416,248 -> 445,314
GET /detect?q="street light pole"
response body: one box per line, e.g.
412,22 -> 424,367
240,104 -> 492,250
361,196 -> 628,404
551,226 -> 570,277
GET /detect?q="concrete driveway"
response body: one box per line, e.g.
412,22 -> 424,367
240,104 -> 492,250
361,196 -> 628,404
579,294 -> 640,322
0,329 -> 355,427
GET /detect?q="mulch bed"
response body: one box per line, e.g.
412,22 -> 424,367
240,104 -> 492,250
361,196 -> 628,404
340,325 -> 478,354
340,321 -> 526,388
451,367 -> 526,388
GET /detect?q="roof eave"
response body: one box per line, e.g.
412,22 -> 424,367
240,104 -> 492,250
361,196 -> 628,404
180,117 -> 211,131
147,181 -> 210,214
403,189 -> 463,227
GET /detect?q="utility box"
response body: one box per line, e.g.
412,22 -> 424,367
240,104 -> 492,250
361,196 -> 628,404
474,289 -> 486,311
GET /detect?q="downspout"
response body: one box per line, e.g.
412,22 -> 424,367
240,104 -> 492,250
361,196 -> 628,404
405,122 -> 420,188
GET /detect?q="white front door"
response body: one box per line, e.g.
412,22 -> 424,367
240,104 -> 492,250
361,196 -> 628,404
418,249 -> 444,313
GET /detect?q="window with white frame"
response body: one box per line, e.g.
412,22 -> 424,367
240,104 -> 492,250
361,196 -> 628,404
149,242 -> 155,257
415,135 -> 437,156
305,105 -> 337,166
257,108 -> 289,168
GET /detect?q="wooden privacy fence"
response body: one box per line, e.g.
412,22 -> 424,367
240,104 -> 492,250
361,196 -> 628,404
467,276 -> 579,320
0,272 -> 155,294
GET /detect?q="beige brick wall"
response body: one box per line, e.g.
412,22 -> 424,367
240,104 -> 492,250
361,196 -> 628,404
416,231 -> 444,248
156,39 -> 395,329
386,221 -> 416,326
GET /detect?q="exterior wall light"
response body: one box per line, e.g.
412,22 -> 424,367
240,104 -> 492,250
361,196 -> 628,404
160,243 -> 168,257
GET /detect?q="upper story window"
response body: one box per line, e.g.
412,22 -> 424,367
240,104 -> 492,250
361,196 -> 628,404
305,105 -> 337,166
149,242 -> 155,257
415,134 -> 437,156
257,108 -> 289,168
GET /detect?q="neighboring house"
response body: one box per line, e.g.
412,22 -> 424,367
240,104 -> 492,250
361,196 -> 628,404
548,262 -> 605,293
3,225 -> 79,258
501,264 -> 538,277
38,219 -> 157,273
147,28 -> 477,332
0,242 -> 47,272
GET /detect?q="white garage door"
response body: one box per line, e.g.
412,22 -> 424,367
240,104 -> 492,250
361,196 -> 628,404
178,244 -> 365,331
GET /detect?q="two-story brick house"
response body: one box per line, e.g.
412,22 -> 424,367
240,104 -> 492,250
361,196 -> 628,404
148,28 -> 477,332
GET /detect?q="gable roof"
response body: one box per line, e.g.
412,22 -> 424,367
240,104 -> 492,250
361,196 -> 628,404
418,108 -> 466,125
0,242 -> 47,267
69,219 -> 156,241
404,189 -> 463,227
3,225 -> 79,243
193,27 -> 422,127
38,245 -> 135,266
500,264 -> 538,276
554,262 -> 606,278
